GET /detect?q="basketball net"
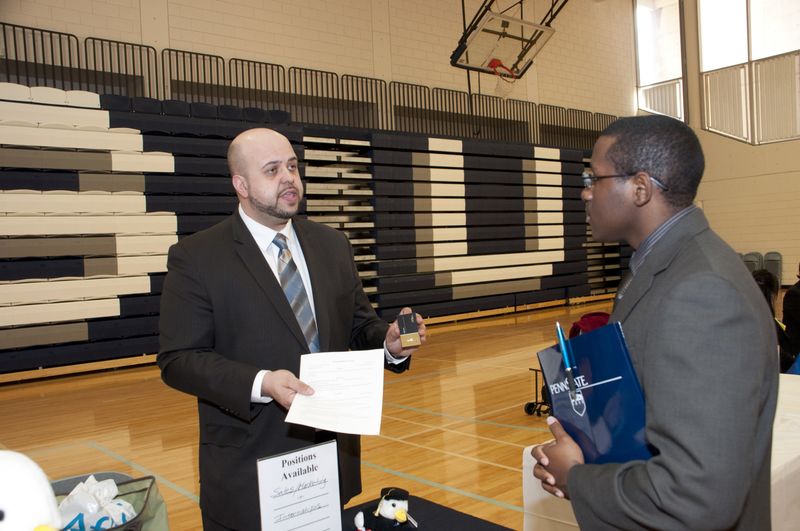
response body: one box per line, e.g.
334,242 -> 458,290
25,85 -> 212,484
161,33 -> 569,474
488,58 -> 518,99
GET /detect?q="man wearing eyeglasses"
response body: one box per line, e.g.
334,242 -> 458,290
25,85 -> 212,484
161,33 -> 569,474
532,114 -> 778,530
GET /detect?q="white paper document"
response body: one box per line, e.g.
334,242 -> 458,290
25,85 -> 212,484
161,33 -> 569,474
285,348 -> 384,435
257,440 -> 341,531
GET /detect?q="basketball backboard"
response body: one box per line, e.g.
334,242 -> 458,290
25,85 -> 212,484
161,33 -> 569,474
450,0 -> 556,79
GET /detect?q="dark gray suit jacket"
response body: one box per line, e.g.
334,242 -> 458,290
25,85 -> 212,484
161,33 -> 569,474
567,208 -> 779,530
158,212 -> 408,530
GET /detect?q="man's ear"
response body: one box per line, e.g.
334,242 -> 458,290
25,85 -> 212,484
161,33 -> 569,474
231,174 -> 248,197
631,171 -> 654,207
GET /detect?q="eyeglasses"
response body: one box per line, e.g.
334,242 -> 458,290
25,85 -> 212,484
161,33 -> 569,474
581,171 -> 670,192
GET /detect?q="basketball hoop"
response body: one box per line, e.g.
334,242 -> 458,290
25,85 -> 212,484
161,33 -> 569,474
488,58 -> 517,99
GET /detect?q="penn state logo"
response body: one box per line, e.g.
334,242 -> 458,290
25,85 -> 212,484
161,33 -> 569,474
570,388 -> 586,417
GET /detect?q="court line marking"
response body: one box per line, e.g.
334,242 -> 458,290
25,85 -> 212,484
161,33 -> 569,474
382,414 -> 535,448
383,402 -> 550,432
86,441 -> 199,504
361,460 -> 524,513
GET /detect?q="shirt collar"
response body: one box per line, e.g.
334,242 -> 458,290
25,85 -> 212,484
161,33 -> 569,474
238,204 -> 295,250
629,204 -> 696,275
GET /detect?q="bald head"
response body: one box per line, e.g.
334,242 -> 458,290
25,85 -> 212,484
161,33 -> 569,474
227,128 -> 291,177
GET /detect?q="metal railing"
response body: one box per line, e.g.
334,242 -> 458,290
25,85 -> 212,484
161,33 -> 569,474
0,20 -> 614,150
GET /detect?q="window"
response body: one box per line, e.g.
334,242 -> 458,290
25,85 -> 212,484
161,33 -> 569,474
635,0 -> 684,120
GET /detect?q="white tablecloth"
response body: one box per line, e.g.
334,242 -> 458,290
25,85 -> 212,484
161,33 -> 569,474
522,374 -> 800,530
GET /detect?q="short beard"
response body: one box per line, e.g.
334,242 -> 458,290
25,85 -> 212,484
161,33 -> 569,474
248,194 -> 297,220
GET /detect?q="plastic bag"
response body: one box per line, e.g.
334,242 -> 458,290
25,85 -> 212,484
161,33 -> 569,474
58,475 -> 137,531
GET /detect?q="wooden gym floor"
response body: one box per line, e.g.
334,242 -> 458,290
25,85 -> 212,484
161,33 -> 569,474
0,300 -> 612,530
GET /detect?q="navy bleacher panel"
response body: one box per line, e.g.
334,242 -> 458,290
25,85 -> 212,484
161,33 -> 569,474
243,107 -> 268,122
372,197 -> 415,211
266,109 -> 291,124
376,273 -> 436,294
162,99 -> 191,116
99,94 -> 131,112
145,174 -> 232,195
372,181 -> 413,196
87,315 -> 159,340
541,273 -> 586,289
373,213 -> 416,228
371,150 -> 412,166
370,165 -> 412,180
464,212 -> 526,226
177,215 -> 230,234
462,170 -> 523,185
564,249 -> 588,261
370,133 -> 428,151
374,228 -> 416,244
515,287 -> 569,306
108,111 -> 174,134
462,139 -> 532,158
567,285 -> 591,298
149,273 -> 165,293
467,239 -> 526,254
173,156 -> 230,176
142,136 -> 230,157
118,294 -> 161,316
191,102 -> 219,119
376,259 -> 418,276
552,261 -> 588,275
218,105 -> 244,121
378,293 -> 516,320
464,155 -> 520,171
0,336 -> 159,373
463,198 -> 526,212
0,258 -> 83,281
377,286 -> 452,307
561,162 -> 585,175
0,170 -> 78,191
301,124 -> 370,141
467,226 -> 525,240
131,96 -> 162,114
375,244 -> 415,260
146,195 -> 237,214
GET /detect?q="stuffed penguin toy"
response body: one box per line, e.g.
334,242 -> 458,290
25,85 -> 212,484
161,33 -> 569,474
0,450 -> 60,531
354,487 -> 417,530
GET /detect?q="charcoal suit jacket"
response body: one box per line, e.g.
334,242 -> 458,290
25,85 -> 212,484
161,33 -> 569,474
158,212 -> 409,530
567,208 -> 779,530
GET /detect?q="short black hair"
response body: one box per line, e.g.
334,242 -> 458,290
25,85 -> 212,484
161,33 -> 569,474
601,114 -> 705,209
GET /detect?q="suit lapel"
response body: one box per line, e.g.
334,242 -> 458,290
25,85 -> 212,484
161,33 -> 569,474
612,208 -> 710,323
294,218 -> 331,352
230,212 -> 309,351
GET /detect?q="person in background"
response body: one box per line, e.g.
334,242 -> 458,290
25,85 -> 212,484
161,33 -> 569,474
158,128 -> 426,530
531,115 -> 778,530
753,268 -> 795,371
783,262 -> 800,358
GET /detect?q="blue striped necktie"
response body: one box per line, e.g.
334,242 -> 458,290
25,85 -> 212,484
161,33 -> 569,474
273,234 -> 320,352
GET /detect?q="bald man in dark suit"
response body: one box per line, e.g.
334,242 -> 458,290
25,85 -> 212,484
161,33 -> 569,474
158,128 -> 426,530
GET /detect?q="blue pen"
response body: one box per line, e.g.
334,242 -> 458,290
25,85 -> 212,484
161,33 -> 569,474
556,322 -> 577,400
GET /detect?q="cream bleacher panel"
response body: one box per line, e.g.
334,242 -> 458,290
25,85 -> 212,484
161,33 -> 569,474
0,124 -> 143,152
29,86 -> 68,105
0,214 -> 178,236
523,173 -> 563,186
115,235 -> 179,255
415,213 -> 467,226
111,152 -> 175,173
523,159 -> 563,173
419,242 -> 469,257
413,182 -> 466,197
0,101 -> 110,129
444,263 -> 554,285
452,278 -> 542,300
423,250 -> 566,273
534,146 -> 562,160
0,298 -> 120,327
416,152 -> 464,168
427,168 -> 466,182
526,225 -> 565,237
0,192 -> 146,214
417,198 -> 466,211
525,186 -> 563,199
0,236 -> 117,258
0,276 -> 151,306
530,212 -> 565,224
88,255 -> 168,275
65,90 -> 101,108
0,322 -> 88,350
415,227 -> 468,241
79,173 -> 146,193
0,82 -> 32,102
428,138 -> 463,152
1,147 -> 111,171
523,199 -> 564,211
